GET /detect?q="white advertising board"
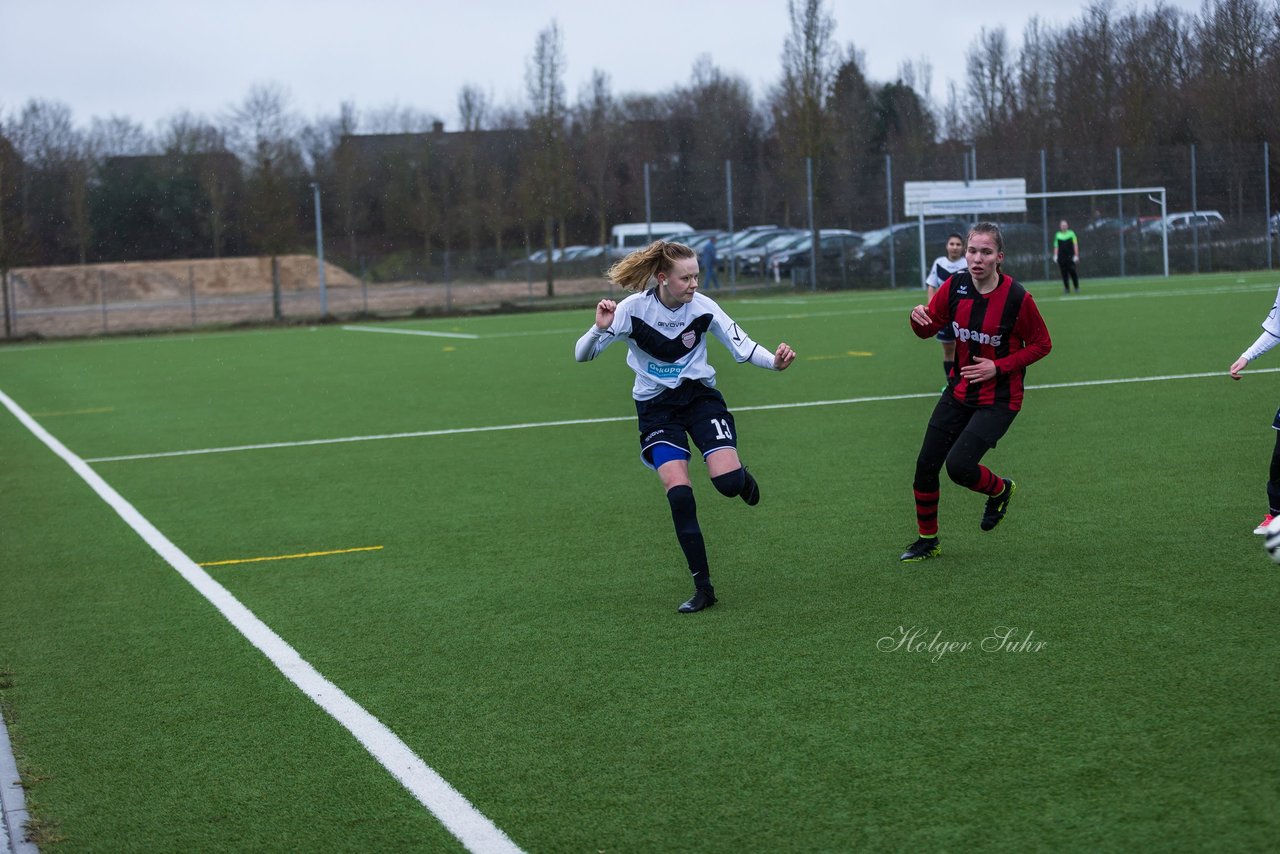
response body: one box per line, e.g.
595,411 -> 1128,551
904,179 -> 1027,216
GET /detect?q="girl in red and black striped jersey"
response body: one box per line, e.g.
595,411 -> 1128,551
900,222 -> 1053,562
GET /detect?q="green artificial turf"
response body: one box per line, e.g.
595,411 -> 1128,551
2,271 -> 1278,850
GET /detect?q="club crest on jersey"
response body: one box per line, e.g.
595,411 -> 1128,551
681,329 -> 697,348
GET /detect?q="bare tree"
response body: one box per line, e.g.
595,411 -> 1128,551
88,116 -> 152,158
228,84 -> 302,279
525,20 -> 568,296
965,27 -> 1016,141
771,0 -> 838,226
457,84 -> 490,258
161,113 -> 237,258
575,71 -> 617,248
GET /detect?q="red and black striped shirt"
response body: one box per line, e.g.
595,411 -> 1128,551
910,271 -> 1052,411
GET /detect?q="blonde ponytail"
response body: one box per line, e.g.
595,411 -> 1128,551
606,240 -> 696,292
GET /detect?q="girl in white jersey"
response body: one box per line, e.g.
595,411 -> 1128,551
1229,284 -> 1280,534
575,241 -> 796,613
925,232 -> 968,384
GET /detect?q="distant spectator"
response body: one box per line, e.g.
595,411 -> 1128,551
700,236 -> 721,290
1054,219 -> 1080,293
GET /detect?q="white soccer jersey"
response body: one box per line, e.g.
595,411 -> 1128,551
926,255 -> 967,290
1241,284 -> 1280,362
1264,285 -> 1280,338
575,289 -> 773,400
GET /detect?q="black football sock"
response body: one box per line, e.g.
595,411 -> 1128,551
943,360 -> 955,383
667,485 -> 711,590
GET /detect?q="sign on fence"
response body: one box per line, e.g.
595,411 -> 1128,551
904,179 -> 1028,216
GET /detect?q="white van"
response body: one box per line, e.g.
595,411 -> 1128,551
609,222 -> 694,258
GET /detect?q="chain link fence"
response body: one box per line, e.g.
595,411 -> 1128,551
3,142 -> 1277,340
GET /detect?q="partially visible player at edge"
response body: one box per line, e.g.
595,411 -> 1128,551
574,240 -> 796,612
1228,282 -> 1280,534
902,222 -> 1053,562
925,232 -> 968,385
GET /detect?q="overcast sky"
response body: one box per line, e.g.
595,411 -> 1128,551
2,0 -> 1206,132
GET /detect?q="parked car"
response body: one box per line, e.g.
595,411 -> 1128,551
720,228 -> 804,273
559,245 -> 593,261
850,219 -> 970,280
1082,216 -> 1137,235
769,230 -> 863,277
1141,210 -> 1225,236
608,221 -> 694,258
736,231 -> 812,276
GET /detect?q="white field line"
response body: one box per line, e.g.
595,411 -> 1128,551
350,281 -> 1278,341
342,325 -> 479,339
0,389 -> 524,854
82,367 -> 1280,464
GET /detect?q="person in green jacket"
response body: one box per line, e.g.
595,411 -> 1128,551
1054,220 -> 1080,293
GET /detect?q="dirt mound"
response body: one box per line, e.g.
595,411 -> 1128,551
9,255 -> 359,307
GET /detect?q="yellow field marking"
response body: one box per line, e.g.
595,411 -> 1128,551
443,346 -> 457,352
30,407 -> 115,417
805,351 -> 875,361
200,545 -> 383,567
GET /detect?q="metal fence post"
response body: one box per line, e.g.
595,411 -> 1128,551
885,154 -> 896,289
1190,143 -> 1199,273
1,270 -> 10,339
806,157 -> 817,292
1265,141 -> 1273,271
99,269 -> 108,332
189,265 -> 196,327
1117,147 -> 1125,277
644,162 -> 652,243
271,256 -> 282,321
725,159 -> 736,294
1041,149 -> 1049,280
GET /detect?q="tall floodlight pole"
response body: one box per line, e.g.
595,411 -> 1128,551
312,182 -> 327,316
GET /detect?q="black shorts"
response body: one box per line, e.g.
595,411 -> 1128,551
636,380 -> 738,469
935,323 -> 956,343
928,392 -> 1018,450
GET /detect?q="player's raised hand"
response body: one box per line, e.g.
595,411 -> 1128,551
1229,356 -> 1249,380
774,342 -> 796,371
910,305 -> 932,327
595,299 -> 617,330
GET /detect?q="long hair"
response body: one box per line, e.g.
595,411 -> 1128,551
968,221 -> 1005,274
606,240 -> 696,292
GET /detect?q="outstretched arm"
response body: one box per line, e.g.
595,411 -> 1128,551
574,299 -> 619,362
1231,329 -> 1280,379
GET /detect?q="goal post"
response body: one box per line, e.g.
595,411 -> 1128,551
904,181 -> 1170,282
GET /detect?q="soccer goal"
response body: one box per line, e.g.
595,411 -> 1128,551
903,181 -> 1170,282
